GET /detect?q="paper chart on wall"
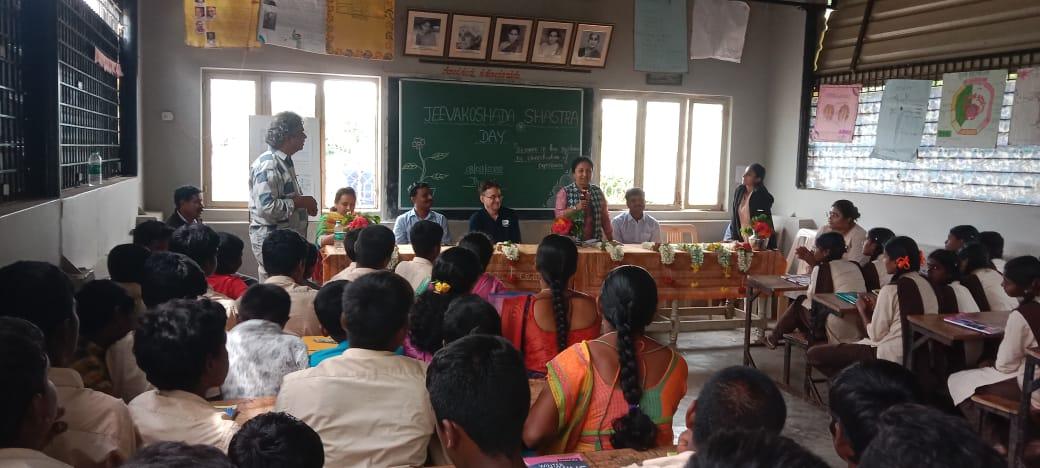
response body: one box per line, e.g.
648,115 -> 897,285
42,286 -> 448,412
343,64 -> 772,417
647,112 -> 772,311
183,0 -> 261,48
1010,67 -> 1040,146
871,79 -> 931,162
248,115 -> 323,219
634,0 -> 689,73
326,0 -> 395,60
812,84 -> 861,143
689,0 -> 749,63
257,0 -> 327,54
936,69 -> 1006,148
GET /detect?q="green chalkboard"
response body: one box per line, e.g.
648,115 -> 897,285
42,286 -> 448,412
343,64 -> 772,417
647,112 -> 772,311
396,79 -> 584,211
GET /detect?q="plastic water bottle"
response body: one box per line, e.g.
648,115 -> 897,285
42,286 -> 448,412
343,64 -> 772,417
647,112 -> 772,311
88,152 -> 103,186
333,220 -> 345,249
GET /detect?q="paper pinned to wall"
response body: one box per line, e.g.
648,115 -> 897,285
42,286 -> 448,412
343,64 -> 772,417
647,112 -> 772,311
183,0 -> 261,48
257,0 -> 328,54
812,85 -> 861,143
1010,67 -> 1040,146
689,0 -> 749,63
937,69 -> 1006,148
871,79 -> 931,162
249,115 -> 323,218
634,0 -> 689,73
326,0 -> 395,60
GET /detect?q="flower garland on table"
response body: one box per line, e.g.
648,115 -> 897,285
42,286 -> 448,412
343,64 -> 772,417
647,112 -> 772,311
716,247 -> 733,278
735,242 -> 754,273
387,245 -> 401,271
685,243 -> 705,272
659,243 -> 676,265
497,242 -> 520,262
603,241 -> 625,263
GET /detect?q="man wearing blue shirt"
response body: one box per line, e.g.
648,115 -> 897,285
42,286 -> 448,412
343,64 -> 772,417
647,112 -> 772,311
611,188 -> 661,244
394,183 -> 451,244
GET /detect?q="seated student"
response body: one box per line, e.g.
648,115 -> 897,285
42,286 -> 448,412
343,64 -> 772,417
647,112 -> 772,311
310,280 -> 405,366
980,231 -> 1006,273
167,185 -> 204,228
858,404 -> 1003,468
688,429 -> 829,468
276,272 -> 441,467
406,248 -> 483,362
611,188 -> 661,244
229,412 -> 324,468
140,252 -> 209,309
807,236 -> 938,376
926,250 -> 981,313
427,335 -> 528,468
302,243 -> 321,289
859,227 -> 895,290
132,220 -> 174,252
501,234 -> 601,375
394,220 -> 443,292
676,366 -> 786,453
767,232 -> 867,348
458,232 -> 506,302
798,200 -> 868,266
329,225 -> 396,282
130,299 -> 239,452
0,317 -> 70,468
394,182 -> 451,244
122,441 -> 233,468
945,224 -> 980,252
222,285 -> 308,400
69,280 -> 135,397
170,225 -> 232,302
260,229 -> 321,337
958,243 -> 1018,311
525,266 -> 688,453
207,232 -> 249,300
828,360 -> 922,467
107,243 -> 151,315
442,295 -> 502,344
948,256 -> 1040,411
0,261 -> 139,467
333,227 -> 363,278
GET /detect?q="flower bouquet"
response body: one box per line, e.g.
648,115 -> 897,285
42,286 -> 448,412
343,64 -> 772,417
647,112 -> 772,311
496,242 -> 520,262
603,241 -> 625,263
739,215 -> 772,251
551,210 -> 584,241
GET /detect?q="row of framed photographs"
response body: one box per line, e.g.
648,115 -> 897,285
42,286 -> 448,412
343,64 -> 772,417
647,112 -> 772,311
403,10 -> 614,68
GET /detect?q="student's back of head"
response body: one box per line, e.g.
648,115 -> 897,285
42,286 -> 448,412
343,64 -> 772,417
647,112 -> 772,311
409,247 -> 483,355
133,299 -> 228,392
342,271 -> 413,350
0,261 -> 76,358
883,236 -> 921,283
108,243 -> 151,283
238,284 -> 292,327
354,225 -> 396,269
0,317 -> 51,449
1005,256 -> 1040,302
141,252 -> 208,308
314,280 -> 349,342
76,279 -> 135,344
828,360 -> 922,464
536,234 -> 579,352
442,295 -> 501,344
262,229 -> 309,278
692,366 -> 786,448
979,231 -> 1004,260
948,224 -> 980,245
457,231 -> 495,272
229,412 -> 324,468
304,243 -> 319,279
216,232 -> 245,275
170,224 -> 221,275
409,220 -> 443,259
815,231 -> 848,262
133,220 -> 174,251
687,429 -> 828,468
344,228 -> 362,262
427,335 -> 528,463
858,403 -> 1003,468
958,242 -> 994,274
123,441 -> 234,468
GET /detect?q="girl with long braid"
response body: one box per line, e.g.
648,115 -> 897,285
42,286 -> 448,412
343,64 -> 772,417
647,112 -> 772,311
523,265 -> 688,453
499,234 -> 599,375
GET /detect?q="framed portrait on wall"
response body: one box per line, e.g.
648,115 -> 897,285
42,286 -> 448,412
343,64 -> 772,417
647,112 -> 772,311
530,21 -> 574,65
447,14 -> 492,59
570,23 -> 613,67
489,17 -> 533,62
404,10 -> 449,57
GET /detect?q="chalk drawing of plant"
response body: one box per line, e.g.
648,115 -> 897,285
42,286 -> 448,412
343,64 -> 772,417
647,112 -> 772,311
402,137 -> 449,183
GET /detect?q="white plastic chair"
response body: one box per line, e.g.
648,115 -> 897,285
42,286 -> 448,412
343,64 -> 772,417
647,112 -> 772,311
785,228 -> 818,275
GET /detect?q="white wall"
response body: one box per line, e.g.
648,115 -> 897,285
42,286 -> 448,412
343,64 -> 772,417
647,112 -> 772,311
764,8 -> 1040,257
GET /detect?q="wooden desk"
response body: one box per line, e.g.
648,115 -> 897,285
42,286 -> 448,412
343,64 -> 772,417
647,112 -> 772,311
906,311 -> 1011,370
430,446 -> 678,468
214,396 -> 276,426
811,293 -> 865,318
302,335 -> 338,355
743,275 -> 808,367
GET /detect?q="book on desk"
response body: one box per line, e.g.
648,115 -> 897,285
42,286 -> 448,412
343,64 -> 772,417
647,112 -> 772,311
781,274 -> 810,287
835,292 -> 858,304
943,314 -> 1004,335
524,454 -> 589,468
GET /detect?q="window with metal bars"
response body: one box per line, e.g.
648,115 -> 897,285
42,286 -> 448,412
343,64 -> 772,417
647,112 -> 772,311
0,0 -> 26,203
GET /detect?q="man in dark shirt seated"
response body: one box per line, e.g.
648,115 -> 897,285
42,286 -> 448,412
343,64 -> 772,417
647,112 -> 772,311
166,185 -> 204,228
467,180 -> 520,243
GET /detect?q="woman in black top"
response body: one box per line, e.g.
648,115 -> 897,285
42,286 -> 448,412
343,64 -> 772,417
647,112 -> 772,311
725,164 -> 775,249
468,180 -> 521,243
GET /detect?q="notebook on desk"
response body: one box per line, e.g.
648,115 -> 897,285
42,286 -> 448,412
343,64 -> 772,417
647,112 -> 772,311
943,314 -> 1003,335
525,454 -> 589,468
835,292 -> 859,304
781,274 -> 810,287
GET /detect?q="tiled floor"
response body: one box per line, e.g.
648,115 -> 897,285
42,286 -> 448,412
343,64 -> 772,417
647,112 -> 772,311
657,328 -> 844,467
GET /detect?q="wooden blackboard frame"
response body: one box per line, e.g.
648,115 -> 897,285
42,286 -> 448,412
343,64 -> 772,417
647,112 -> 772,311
387,77 -> 594,220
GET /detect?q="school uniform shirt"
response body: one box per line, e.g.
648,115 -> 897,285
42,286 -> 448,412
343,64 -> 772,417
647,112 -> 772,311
203,288 -> 239,330
855,274 -> 938,364
803,260 -> 867,344
950,281 -> 982,313
128,389 -> 240,453
994,258 -> 1007,274
611,212 -> 661,244
0,448 -> 72,468
468,207 -> 522,243
113,281 -> 146,317
221,319 -> 308,400
44,368 -> 140,468
818,224 -> 869,265
275,348 -> 437,468
948,300 -> 1040,407
393,209 -> 452,245
394,257 -> 433,293
106,333 -> 153,403
974,268 -> 1019,311
263,276 -> 321,337
329,266 -> 381,283
866,256 -> 892,288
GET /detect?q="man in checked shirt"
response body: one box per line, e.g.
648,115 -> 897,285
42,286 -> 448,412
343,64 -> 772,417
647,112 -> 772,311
248,111 -> 319,280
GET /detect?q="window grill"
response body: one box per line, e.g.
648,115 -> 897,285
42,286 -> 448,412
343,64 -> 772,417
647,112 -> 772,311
0,0 -> 26,202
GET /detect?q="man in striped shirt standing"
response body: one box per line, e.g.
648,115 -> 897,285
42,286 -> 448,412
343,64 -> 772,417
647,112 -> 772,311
248,111 -> 318,279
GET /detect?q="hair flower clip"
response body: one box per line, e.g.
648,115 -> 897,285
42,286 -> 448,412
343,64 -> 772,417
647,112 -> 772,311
431,281 -> 451,295
895,255 -> 911,271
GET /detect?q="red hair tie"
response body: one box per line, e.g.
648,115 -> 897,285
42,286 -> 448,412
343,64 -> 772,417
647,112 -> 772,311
896,256 -> 911,271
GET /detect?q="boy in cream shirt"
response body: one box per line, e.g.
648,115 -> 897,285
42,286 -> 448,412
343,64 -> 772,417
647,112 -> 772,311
129,298 -> 239,452
394,220 -> 442,292
259,229 -> 322,336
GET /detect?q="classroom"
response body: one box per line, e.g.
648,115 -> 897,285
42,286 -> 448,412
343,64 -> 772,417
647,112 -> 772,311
0,0 -> 1037,467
